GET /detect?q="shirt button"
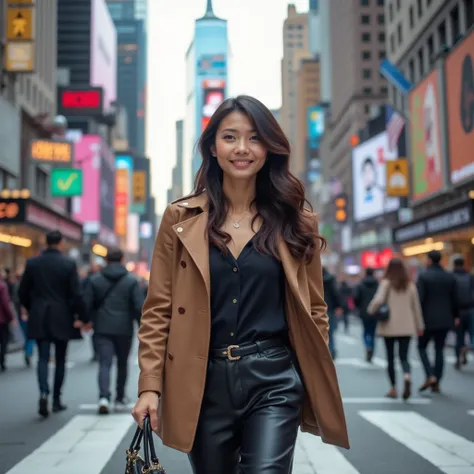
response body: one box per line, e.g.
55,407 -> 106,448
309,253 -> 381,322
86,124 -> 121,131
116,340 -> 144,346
177,227 -> 183,233
178,307 -> 185,314
180,261 -> 187,268
232,298 -> 237,304
233,267 -> 238,273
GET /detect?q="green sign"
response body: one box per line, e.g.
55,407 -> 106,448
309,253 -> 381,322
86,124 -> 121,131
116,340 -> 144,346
51,168 -> 83,197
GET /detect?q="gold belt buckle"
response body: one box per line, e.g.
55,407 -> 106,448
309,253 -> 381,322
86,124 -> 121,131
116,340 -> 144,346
224,345 -> 241,360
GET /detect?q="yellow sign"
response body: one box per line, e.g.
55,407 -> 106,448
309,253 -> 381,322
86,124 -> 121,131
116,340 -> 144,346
386,159 -> 409,197
5,41 -> 34,72
7,7 -> 34,40
30,139 -> 73,164
132,171 -> 146,203
115,169 -> 129,237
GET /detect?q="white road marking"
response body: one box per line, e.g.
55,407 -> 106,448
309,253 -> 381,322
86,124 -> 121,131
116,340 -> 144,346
295,432 -> 360,474
5,415 -> 134,474
343,397 -> 431,404
468,410 -> 474,416
79,403 -> 135,410
336,334 -> 358,345
360,411 -> 474,473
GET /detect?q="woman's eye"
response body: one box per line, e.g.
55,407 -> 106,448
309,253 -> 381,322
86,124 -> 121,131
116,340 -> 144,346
223,135 -> 234,140
250,135 -> 261,141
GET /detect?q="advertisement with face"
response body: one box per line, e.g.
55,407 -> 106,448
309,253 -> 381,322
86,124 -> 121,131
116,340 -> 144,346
90,0 -> 117,110
446,30 -> 474,185
409,70 -> 444,201
352,132 -> 400,222
202,79 -> 225,131
100,144 -> 115,232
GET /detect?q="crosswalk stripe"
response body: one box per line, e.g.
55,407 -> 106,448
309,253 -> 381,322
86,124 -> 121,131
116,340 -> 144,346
360,411 -> 474,473
468,410 -> 474,416
5,415 -> 133,474
343,397 -> 430,404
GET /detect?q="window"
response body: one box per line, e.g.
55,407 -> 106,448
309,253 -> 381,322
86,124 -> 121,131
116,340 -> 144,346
466,0 -> 474,29
379,32 -> 386,42
409,59 -> 415,81
389,3 -> 393,22
362,32 -> 371,42
362,51 -> 372,60
390,33 -> 395,52
363,69 -> 372,79
380,86 -> 388,94
427,0 -> 432,4
450,6 -> 460,42
360,0 -> 369,5
361,14 -> 371,24
396,0 -> 400,10
379,50 -> 386,59
438,21 -> 447,48
409,6 -> 414,28
378,14 -> 385,24
397,23 -> 403,44
417,0 -> 422,18
427,36 -> 434,64
363,87 -> 373,95
364,104 -> 370,114
377,0 -> 384,5
35,168 -> 48,199
418,48 -> 424,76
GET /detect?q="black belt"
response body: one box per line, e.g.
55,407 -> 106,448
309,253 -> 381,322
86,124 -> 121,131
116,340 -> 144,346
210,338 -> 287,361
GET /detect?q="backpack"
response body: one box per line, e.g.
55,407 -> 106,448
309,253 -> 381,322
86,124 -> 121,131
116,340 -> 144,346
453,273 -> 474,310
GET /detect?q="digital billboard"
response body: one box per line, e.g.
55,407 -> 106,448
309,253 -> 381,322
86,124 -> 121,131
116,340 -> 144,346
352,131 -> 400,222
307,106 -> 325,149
90,0 -> 117,110
201,79 -> 225,131
100,145 -> 115,232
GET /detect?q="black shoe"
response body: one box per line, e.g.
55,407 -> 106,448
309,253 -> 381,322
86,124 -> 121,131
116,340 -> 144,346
402,379 -> 412,400
39,396 -> 49,418
25,355 -> 31,367
52,399 -> 67,413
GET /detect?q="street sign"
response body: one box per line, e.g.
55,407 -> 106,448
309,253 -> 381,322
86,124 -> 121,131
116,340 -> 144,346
4,41 -> 34,72
7,7 -> 34,41
51,169 -> 83,197
0,198 -> 27,223
30,139 -> 73,164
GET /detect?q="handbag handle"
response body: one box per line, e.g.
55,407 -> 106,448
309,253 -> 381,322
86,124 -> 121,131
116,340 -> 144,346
142,416 -> 166,473
128,424 -> 143,453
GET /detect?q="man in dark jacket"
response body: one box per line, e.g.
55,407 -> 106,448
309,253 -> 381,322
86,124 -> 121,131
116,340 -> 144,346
0,278 -> 16,371
323,267 -> 343,359
354,267 -> 379,362
452,256 -> 474,370
19,231 -> 84,417
84,248 -> 144,414
417,250 -> 459,393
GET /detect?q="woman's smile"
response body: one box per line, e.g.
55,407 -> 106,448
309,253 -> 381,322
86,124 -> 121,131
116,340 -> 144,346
230,159 -> 254,169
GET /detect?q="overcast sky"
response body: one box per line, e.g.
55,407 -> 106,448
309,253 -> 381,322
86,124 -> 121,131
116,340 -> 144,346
146,0 -> 309,213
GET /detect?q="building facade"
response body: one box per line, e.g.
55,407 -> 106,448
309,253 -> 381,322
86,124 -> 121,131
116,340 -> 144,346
183,0 -> 229,194
169,119 -> 184,202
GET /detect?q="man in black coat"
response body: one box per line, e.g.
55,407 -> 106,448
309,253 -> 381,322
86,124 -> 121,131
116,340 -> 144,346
19,230 -> 84,417
83,248 -> 144,414
417,250 -> 459,393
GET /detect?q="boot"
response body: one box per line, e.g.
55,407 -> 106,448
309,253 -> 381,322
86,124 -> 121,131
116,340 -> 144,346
52,398 -> 67,413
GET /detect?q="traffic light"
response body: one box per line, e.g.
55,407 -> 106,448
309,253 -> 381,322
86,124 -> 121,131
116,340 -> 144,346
335,193 -> 348,223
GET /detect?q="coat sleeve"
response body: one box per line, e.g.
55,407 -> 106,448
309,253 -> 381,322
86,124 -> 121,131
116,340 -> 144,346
306,215 -> 329,345
410,283 -> 425,332
367,279 -> 389,315
137,204 -> 176,396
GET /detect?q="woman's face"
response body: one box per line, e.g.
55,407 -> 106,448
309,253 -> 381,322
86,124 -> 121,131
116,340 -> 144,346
212,111 -> 267,180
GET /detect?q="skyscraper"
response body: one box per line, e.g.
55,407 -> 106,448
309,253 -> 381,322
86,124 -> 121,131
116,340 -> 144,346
182,0 -> 230,194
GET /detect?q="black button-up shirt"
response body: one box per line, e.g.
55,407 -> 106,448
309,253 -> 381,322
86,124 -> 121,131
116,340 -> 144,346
209,236 -> 288,349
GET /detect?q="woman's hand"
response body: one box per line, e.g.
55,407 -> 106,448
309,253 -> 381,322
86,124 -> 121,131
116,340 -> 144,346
132,391 -> 160,431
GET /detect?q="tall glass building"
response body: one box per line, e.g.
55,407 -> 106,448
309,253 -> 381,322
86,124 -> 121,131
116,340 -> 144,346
183,0 -> 230,193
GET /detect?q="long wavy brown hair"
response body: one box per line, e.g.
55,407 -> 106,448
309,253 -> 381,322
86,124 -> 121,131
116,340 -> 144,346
190,95 -> 325,262
383,258 -> 410,292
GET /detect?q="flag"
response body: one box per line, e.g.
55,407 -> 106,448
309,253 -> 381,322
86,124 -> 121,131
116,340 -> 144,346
386,105 -> 405,152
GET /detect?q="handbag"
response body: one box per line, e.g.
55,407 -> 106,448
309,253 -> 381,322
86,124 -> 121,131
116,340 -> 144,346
125,416 -> 166,474
372,286 -> 390,322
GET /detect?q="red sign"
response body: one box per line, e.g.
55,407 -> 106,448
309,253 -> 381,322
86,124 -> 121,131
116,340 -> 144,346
57,87 -> 103,116
361,248 -> 393,269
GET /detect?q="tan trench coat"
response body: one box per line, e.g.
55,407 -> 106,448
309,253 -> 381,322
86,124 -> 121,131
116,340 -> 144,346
137,192 -> 349,453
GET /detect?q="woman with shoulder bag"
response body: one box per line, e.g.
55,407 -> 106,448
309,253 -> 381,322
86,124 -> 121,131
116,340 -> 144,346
368,258 -> 424,400
131,95 -> 349,473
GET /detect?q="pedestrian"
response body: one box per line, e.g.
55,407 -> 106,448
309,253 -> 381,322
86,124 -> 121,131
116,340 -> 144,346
353,267 -> 379,362
416,250 -> 459,393
451,256 -> 474,370
338,279 -> 353,332
83,248 -> 144,414
18,230 -> 84,417
368,258 -> 424,400
323,266 -> 343,359
0,277 -> 16,372
132,95 -> 349,473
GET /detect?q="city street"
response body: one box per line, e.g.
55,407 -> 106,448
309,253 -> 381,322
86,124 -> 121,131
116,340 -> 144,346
1,322 -> 473,474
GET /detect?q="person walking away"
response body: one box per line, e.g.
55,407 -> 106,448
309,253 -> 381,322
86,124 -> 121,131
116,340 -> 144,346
368,258 -> 424,400
131,95 -> 349,474
416,250 -> 459,393
18,230 -> 84,417
338,279 -> 352,332
84,248 -> 144,414
354,267 -> 379,362
0,278 -> 16,372
323,267 -> 343,359
451,256 -> 474,370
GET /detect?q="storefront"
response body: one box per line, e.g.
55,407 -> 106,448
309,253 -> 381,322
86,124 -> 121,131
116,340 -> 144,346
392,199 -> 474,274
0,195 -> 83,271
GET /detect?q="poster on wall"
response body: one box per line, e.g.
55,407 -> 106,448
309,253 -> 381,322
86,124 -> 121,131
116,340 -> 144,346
352,131 -> 400,222
409,70 -> 445,201
446,29 -> 474,185
202,79 -> 225,131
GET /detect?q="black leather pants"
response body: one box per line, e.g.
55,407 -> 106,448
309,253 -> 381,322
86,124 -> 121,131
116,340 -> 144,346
188,344 -> 304,474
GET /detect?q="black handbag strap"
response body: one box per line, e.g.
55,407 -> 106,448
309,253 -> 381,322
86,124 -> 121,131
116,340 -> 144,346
94,273 -> 128,311
143,416 -> 166,473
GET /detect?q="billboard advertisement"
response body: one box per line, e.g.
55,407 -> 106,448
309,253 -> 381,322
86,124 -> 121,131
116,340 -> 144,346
201,79 -> 225,131
446,30 -> 474,185
307,106 -> 325,149
72,135 -> 102,233
352,131 -> 400,222
197,53 -> 227,76
90,0 -> 117,110
115,169 -> 129,237
100,145 -> 115,232
409,70 -> 444,201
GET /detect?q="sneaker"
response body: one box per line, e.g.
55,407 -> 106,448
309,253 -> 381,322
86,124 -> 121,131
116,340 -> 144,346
98,398 -> 109,415
114,397 -> 130,412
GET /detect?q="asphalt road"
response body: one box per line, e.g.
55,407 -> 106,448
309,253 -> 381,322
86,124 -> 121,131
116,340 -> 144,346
1,321 -> 473,474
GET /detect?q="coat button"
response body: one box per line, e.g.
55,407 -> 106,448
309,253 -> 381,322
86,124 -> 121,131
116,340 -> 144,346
167,353 -> 174,360
177,227 -> 183,233
178,307 -> 185,314
180,261 -> 187,268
